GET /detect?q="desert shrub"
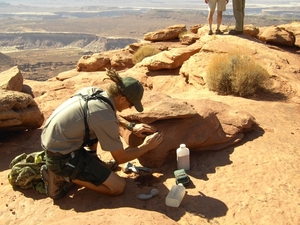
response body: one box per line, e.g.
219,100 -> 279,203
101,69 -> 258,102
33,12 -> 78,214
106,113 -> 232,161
132,45 -> 161,64
206,54 -> 269,97
206,55 -> 233,95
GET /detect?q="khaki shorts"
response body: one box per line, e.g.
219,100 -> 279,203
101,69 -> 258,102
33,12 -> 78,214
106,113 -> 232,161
207,0 -> 227,12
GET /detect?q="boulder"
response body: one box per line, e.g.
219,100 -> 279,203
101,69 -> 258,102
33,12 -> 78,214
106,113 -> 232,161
180,51 -> 206,87
77,49 -> 135,72
190,24 -> 203,34
0,90 -> 44,132
109,49 -> 134,70
120,93 -> 257,167
0,66 -> 23,91
144,24 -> 187,42
243,24 -> 260,37
137,41 -> 203,70
258,26 -> 295,47
180,33 -> 199,45
77,53 -> 110,72
56,69 -> 79,81
279,22 -> 300,47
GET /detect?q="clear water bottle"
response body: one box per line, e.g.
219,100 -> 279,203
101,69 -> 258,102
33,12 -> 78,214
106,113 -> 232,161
165,183 -> 186,207
176,144 -> 190,170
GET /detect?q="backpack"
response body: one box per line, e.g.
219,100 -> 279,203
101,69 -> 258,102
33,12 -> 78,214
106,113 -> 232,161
8,150 -> 46,194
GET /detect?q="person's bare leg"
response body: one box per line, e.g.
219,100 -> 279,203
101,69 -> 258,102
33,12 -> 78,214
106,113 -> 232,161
216,11 -> 223,30
207,11 -> 214,31
72,171 -> 126,196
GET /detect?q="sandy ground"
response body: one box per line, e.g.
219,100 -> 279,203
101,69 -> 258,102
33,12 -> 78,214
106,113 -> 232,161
1,87 -> 299,225
1,25 -> 300,225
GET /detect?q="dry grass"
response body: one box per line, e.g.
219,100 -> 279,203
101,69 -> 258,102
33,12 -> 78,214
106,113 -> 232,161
132,45 -> 161,64
206,54 -> 270,97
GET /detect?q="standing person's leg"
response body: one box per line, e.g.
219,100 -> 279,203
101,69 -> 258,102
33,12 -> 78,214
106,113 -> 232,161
207,10 -> 214,33
216,0 -> 227,33
206,0 -> 217,35
241,0 -> 245,30
216,11 -> 223,31
232,0 -> 244,32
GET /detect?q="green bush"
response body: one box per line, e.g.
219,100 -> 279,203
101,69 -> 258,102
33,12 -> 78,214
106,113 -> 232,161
132,45 -> 161,64
206,54 -> 269,97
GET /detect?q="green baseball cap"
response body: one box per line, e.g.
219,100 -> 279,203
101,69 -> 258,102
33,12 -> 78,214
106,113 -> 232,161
120,77 -> 144,112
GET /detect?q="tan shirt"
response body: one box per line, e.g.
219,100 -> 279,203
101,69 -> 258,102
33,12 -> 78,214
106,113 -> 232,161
41,87 -> 123,154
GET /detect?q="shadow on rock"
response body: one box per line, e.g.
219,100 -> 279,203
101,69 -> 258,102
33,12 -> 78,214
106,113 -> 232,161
145,68 -> 180,77
0,129 -> 43,172
188,149 -> 234,181
246,89 -> 288,102
186,125 -> 264,181
236,124 -> 265,145
11,187 -> 47,200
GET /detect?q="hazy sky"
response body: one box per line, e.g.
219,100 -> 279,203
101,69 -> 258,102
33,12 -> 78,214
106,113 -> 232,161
2,0 -> 300,8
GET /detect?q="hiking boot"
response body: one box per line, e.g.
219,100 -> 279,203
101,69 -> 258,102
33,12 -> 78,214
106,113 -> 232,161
228,30 -> 243,35
215,29 -> 223,35
40,165 -> 69,199
208,30 -> 213,35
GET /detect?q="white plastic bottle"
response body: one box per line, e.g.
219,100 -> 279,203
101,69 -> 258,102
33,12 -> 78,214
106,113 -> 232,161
176,144 -> 190,170
165,183 -> 186,207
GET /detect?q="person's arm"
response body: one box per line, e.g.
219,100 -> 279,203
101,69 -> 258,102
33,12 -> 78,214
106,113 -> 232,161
110,131 -> 163,164
117,114 -> 158,138
117,114 -> 131,130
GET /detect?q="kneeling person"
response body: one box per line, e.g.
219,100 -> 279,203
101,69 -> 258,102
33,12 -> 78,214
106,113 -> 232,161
41,69 -> 164,199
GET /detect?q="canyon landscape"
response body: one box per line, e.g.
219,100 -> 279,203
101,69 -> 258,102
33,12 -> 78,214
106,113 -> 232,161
0,1 -> 300,225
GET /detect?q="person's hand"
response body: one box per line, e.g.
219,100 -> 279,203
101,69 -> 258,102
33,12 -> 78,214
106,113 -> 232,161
141,132 -> 164,151
132,123 -> 157,138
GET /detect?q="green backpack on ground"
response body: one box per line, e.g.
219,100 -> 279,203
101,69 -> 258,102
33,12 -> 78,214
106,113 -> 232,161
8,150 -> 46,194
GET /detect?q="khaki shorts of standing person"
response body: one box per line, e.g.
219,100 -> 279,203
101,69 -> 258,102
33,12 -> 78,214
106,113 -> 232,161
207,0 -> 227,12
